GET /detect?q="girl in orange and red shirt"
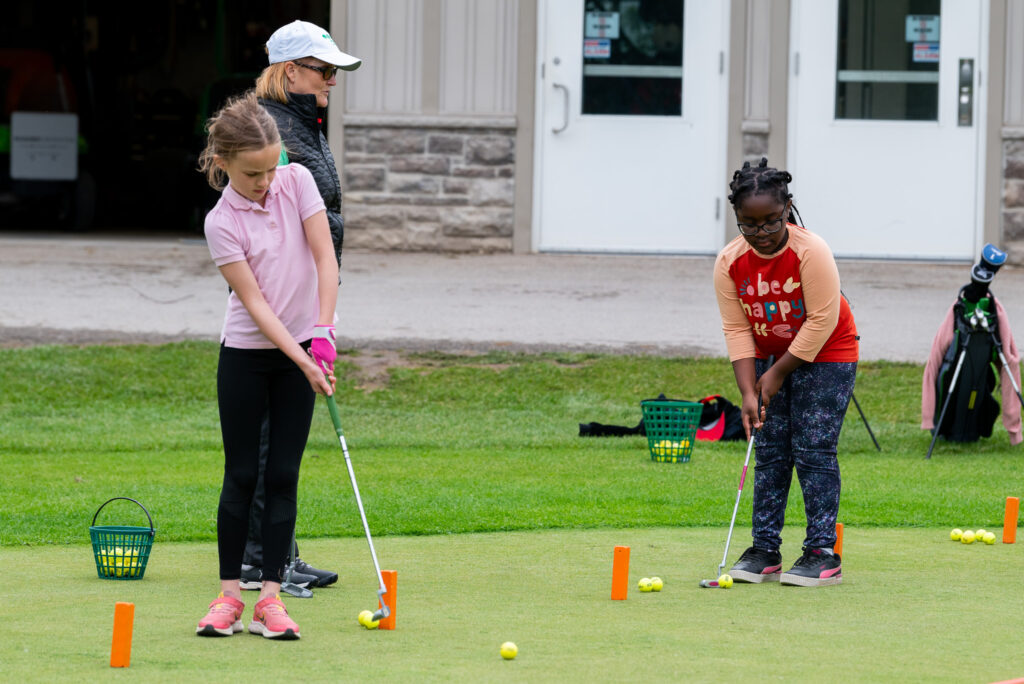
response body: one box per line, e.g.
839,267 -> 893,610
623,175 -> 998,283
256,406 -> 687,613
713,157 -> 858,587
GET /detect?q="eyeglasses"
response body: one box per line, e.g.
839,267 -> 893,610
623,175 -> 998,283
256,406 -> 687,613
736,211 -> 787,237
294,62 -> 338,80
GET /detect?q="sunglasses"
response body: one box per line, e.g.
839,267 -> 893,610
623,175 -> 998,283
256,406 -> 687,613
294,62 -> 338,80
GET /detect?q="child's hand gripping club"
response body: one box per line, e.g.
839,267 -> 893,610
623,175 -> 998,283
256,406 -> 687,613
310,324 -> 337,374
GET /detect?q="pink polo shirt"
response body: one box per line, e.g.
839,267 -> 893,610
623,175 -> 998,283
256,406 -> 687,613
204,163 -> 326,349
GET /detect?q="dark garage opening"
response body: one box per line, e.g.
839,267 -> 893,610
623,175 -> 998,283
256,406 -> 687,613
0,0 -> 329,235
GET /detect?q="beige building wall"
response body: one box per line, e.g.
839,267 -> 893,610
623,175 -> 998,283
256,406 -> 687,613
330,0 -> 1024,261
329,0 -> 531,253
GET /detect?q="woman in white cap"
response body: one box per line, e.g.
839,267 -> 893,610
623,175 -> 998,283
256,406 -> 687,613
256,20 -> 360,265
238,20 -> 361,594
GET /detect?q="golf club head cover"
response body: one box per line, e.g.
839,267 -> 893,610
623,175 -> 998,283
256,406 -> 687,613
311,325 -> 337,374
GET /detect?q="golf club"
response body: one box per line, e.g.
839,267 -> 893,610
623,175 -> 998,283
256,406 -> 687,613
280,530 -> 313,598
325,390 -> 390,621
700,356 -> 773,588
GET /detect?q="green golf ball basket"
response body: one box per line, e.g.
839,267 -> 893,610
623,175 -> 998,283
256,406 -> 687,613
89,497 -> 155,580
641,399 -> 702,463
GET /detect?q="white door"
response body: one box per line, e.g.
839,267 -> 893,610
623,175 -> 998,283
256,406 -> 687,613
789,0 -> 985,259
534,1 -> 729,253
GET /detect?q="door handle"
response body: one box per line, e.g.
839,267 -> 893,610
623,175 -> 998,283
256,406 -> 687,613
958,59 -> 973,127
552,83 -> 569,133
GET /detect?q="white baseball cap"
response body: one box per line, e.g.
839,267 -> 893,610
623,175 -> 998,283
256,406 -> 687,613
267,20 -> 362,71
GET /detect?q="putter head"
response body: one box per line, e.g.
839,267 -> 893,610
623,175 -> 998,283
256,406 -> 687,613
281,555 -> 312,598
698,579 -> 720,588
281,581 -> 313,599
372,588 -> 390,621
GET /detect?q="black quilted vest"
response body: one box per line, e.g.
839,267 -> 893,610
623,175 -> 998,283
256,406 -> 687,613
259,93 -> 344,266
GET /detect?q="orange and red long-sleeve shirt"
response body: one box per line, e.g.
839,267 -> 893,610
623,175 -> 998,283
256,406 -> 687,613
713,225 -> 859,363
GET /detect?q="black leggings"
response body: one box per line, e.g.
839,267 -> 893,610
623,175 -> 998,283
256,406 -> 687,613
215,343 -> 315,583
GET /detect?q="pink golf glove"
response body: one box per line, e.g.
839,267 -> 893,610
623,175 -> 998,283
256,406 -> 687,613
310,325 -> 337,374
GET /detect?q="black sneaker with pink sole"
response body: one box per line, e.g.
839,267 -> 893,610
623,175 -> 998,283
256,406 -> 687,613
780,547 -> 842,586
729,546 -> 783,583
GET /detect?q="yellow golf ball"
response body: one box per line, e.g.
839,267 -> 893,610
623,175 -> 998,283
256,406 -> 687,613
112,548 -> 126,576
357,610 -> 373,626
950,528 -> 963,541
638,577 -> 654,592
961,530 -> 976,544
976,529 -> 987,540
650,577 -> 664,591
500,642 -> 518,660
717,574 -> 733,589
983,532 -> 996,545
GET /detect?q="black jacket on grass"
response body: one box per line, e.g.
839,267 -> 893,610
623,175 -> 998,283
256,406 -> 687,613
259,92 -> 344,269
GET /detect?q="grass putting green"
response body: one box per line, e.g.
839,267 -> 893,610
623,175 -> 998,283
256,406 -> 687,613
3,528 -> 1024,682
3,344 -> 1023,680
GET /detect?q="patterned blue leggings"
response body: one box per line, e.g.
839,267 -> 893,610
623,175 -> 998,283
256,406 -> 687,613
751,360 -> 857,552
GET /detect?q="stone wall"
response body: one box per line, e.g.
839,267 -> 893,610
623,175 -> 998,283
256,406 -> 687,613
1004,136 -> 1024,264
342,126 -> 516,253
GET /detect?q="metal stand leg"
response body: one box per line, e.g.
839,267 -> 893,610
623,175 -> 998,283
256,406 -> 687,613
927,343 -> 969,459
975,307 -> 1024,410
995,348 -> 1024,410
851,392 -> 881,451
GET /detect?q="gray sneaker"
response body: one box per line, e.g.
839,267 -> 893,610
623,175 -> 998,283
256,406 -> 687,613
240,564 -> 316,591
293,559 -> 338,588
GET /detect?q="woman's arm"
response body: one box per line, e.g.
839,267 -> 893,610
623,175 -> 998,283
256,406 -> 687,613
218,260 -> 333,395
302,209 -> 339,325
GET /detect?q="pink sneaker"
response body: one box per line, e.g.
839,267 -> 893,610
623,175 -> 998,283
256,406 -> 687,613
249,595 -> 300,640
196,594 -> 245,636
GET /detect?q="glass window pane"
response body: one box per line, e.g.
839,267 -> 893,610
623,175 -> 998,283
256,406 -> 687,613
582,1 -> 684,116
835,0 -> 941,121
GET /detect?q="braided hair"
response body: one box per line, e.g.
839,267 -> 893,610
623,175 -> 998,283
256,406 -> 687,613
727,157 -> 804,227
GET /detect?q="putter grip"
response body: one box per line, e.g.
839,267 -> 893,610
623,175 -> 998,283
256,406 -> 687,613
325,393 -> 344,436
755,355 -> 774,428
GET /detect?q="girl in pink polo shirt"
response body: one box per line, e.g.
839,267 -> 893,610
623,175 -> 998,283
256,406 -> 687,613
713,157 -> 858,588
195,92 -> 338,640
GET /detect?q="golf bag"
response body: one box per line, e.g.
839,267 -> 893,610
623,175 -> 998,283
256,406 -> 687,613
932,294 -> 1000,442
924,244 -> 1024,455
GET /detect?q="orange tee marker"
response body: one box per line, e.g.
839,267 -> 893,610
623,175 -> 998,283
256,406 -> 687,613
611,546 -> 630,600
378,570 -> 397,630
834,522 -> 844,557
1004,497 -> 1019,544
110,602 -> 134,668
